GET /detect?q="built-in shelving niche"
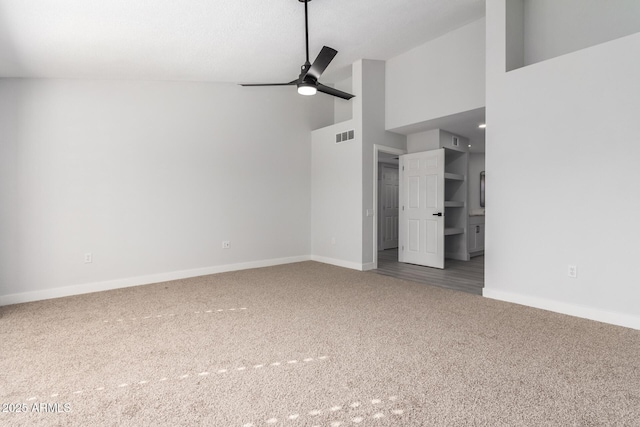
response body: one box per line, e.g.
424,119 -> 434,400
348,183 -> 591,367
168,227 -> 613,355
444,148 -> 468,260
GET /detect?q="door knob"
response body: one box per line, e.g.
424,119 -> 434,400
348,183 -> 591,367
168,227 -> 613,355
432,212 -> 442,217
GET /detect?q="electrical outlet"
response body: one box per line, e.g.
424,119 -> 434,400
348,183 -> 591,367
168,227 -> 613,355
222,241 -> 230,249
331,236 -> 336,245
84,253 -> 93,264
568,265 -> 577,278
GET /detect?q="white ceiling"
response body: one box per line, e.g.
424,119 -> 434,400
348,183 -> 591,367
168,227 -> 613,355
0,0 -> 485,83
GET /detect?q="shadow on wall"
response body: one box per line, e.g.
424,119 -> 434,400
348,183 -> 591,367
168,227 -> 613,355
0,5 -> 27,77
0,9 -> 51,297
0,4 -> 24,296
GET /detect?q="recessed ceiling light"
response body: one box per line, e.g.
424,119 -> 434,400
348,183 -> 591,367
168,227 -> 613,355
478,123 -> 487,129
468,144 -> 472,148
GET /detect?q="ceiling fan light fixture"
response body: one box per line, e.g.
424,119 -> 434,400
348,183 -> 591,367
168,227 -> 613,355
297,82 -> 317,96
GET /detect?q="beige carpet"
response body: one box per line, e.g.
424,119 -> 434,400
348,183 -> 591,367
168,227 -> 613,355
1,261 -> 639,426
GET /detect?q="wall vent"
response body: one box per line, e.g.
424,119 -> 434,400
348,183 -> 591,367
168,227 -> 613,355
452,136 -> 459,147
335,130 -> 355,143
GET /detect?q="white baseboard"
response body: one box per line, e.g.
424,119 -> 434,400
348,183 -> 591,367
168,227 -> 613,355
361,262 -> 376,271
310,255 -> 367,271
483,288 -> 640,330
0,255 -> 311,307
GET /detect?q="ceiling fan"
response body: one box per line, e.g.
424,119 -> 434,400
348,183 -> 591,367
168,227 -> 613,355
240,0 -> 355,100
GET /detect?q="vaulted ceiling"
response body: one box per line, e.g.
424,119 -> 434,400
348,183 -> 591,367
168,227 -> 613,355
0,0 -> 485,83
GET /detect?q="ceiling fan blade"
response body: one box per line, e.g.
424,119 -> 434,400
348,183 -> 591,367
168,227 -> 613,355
316,82 -> 355,100
239,82 -> 296,87
305,46 -> 338,81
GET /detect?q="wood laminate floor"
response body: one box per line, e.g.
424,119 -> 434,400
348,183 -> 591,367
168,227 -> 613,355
373,248 -> 484,295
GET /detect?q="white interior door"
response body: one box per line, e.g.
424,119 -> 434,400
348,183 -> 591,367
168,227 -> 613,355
380,165 -> 399,250
399,149 -> 444,269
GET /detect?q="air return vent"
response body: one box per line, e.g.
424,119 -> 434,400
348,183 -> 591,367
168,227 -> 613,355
335,130 -> 355,143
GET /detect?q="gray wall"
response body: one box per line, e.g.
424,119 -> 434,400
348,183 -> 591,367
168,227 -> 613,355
310,60 -> 406,270
486,1 -> 640,328
523,0 -> 640,65
0,79 -> 333,301
385,18 -> 486,132
333,77 -> 353,124
311,118 -> 363,268
360,60 -> 406,266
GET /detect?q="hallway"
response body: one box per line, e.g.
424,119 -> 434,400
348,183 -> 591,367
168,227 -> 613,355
373,249 -> 484,295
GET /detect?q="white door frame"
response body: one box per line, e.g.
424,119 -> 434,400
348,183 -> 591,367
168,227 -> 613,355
373,144 -> 407,270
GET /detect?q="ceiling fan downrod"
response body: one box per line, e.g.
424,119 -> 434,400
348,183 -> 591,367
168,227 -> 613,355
239,0 -> 354,100
303,0 -> 310,67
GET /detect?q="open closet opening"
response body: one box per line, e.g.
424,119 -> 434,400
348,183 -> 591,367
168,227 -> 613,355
372,114 -> 485,295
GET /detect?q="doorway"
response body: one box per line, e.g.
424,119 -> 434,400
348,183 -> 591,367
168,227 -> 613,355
372,144 -> 485,295
373,144 -> 406,269
378,163 -> 399,251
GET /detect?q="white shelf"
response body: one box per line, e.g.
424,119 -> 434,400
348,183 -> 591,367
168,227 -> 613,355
444,227 -> 464,236
442,146 -> 469,260
444,201 -> 464,208
444,172 -> 464,181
